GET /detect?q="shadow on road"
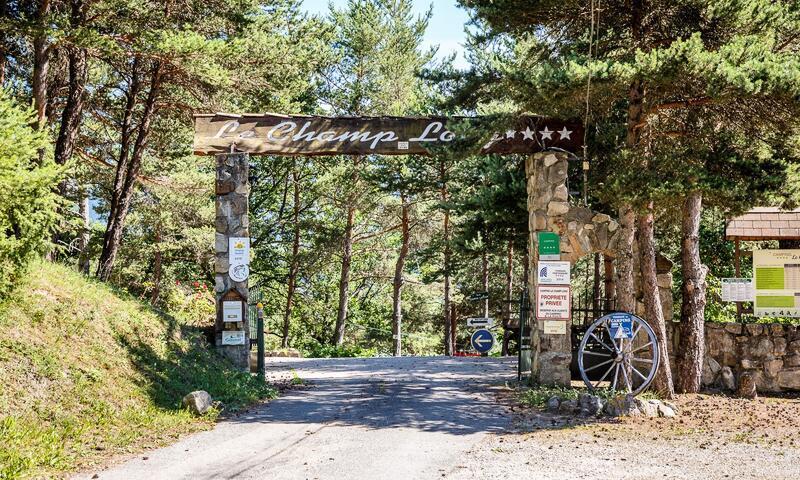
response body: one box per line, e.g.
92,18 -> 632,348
228,356 -> 516,436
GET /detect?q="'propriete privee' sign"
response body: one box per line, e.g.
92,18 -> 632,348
193,114 -> 583,156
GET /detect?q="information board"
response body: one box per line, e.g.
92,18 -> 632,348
537,261 -> 571,285
721,278 -> 754,302
753,250 -> 800,317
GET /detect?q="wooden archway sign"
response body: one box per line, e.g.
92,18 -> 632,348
195,112 -> 586,376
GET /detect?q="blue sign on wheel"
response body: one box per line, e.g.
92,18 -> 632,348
471,329 -> 495,353
608,313 -> 634,339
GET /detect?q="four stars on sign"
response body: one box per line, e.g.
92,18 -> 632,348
504,126 -> 573,141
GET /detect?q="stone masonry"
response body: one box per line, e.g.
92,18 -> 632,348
214,153 -> 250,371
667,321 -> 800,393
525,152 -> 673,385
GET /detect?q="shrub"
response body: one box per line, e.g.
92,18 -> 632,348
0,90 -> 60,297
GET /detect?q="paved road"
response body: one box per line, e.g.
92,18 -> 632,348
77,356 -> 516,480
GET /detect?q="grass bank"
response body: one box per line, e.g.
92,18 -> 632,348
0,260 -> 275,479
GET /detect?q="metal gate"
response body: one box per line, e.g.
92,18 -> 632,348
517,288 -> 531,381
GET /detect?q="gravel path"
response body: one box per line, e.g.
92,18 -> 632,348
74,356 -> 517,480
73,356 -> 800,480
449,393 -> 800,480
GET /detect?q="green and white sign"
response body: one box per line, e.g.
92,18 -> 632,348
537,232 -> 560,260
753,249 -> 800,317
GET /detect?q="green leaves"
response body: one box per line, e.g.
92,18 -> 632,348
0,90 -> 61,298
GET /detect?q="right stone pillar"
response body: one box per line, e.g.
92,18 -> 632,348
526,152 -> 572,386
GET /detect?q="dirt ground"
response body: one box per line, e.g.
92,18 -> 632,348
448,390 -> 800,480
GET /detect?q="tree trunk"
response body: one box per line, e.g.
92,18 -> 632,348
0,0 -> 6,87
150,223 -> 162,304
604,255 -> 615,311
522,247 -> 529,289
77,187 -> 90,274
333,156 -> 361,346
441,160 -> 453,356
616,205 -> 637,313
617,0 -> 645,314
282,162 -> 301,349
391,193 -> 410,356
54,0 -> 87,167
31,0 -> 51,130
333,202 -> 354,346
97,61 -> 161,280
592,252 -> 601,316
505,238 -> 514,326
50,0 -> 89,259
677,191 -> 707,393
638,202 -> 675,398
481,247 -> 489,317
450,302 -> 457,351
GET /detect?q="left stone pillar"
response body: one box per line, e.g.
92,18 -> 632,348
214,153 -> 250,371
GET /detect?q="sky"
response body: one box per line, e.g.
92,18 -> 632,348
299,0 -> 471,69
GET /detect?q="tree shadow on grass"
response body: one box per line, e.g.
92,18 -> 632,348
110,311 -> 272,411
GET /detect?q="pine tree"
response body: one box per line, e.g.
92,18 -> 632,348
457,0 -> 800,394
322,0 -> 432,346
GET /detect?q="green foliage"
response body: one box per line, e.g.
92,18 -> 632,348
301,342 -> 379,358
0,91 -> 60,298
0,261 -> 274,479
516,384 -> 581,409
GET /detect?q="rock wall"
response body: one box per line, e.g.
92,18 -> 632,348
214,153 -> 250,371
667,322 -> 800,392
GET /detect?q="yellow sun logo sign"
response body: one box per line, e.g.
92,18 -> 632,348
234,241 -> 245,249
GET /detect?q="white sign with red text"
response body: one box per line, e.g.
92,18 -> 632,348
536,285 -> 571,320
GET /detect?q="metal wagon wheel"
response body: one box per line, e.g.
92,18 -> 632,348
577,313 -> 660,396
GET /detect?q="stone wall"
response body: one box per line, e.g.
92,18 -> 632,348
667,322 -> 800,392
214,153 -> 250,371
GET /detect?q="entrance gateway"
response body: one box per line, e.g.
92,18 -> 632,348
193,112 -> 585,384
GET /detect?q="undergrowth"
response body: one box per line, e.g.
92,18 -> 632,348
517,383 -> 661,409
0,260 -> 276,479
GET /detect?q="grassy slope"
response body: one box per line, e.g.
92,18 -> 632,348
0,261 -> 274,479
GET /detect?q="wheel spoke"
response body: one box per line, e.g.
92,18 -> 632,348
621,363 -> 632,392
583,350 -> 612,358
631,364 -> 648,381
590,333 -> 618,354
594,362 -> 616,389
631,323 -> 642,340
630,342 -> 653,355
611,364 -> 620,391
584,358 -> 614,373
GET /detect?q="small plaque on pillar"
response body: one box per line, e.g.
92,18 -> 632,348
229,263 -> 249,282
220,289 -> 246,323
221,330 -> 246,345
229,237 -> 250,265
543,320 -> 567,335
222,301 -> 243,323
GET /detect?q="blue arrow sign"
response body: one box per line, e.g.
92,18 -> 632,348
470,329 -> 495,353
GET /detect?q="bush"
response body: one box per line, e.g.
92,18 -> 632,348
0,90 -> 60,297
301,341 -> 378,358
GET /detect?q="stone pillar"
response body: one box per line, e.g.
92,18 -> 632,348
526,152 -> 572,385
214,153 -> 250,371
